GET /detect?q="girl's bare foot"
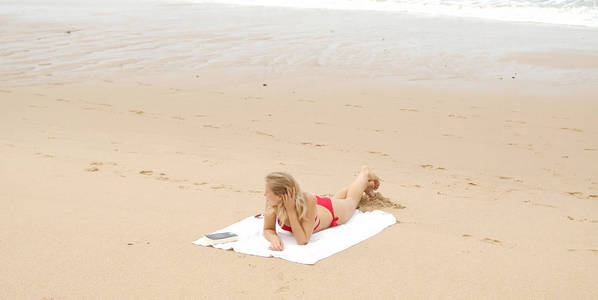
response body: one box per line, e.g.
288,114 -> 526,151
368,172 -> 380,190
365,181 -> 376,197
360,165 -> 370,175
361,166 -> 380,197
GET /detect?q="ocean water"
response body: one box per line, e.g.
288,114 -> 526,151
189,0 -> 598,27
1,0 -> 597,90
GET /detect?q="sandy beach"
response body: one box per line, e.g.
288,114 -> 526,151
2,1 -> 598,299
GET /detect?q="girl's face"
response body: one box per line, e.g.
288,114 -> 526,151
264,184 -> 282,206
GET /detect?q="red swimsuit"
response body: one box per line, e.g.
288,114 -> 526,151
277,195 -> 339,232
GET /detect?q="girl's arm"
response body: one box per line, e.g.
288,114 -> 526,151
263,207 -> 284,250
283,189 -> 315,245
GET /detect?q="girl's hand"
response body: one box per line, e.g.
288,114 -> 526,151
268,236 -> 284,251
281,187 -> 296,211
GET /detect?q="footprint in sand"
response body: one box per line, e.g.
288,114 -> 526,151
366,128 -> 384,133
142,172 -> 188,184
566,191 -> 584,199
210,184 -> 241,192
84,161 -> 118,172
244,96 -> 263,101
567,192 -> 598,200
560,127 -> 583,132
35,152 -> 54,158
566,216 -> 598,223
523,200 -> 556,208
301,142 -> 325,147
344,104 -> 363,108
84,101 -> 112,107
367,151 -> 389,157
201,160 -> 220,167
400,108 -> 418,112
255,131 -> 274,137
505,119 -> 526,124
91,161 -> 117,166
156,174 -> 169,181
498,176 -> 523,183
448,114 -> 467,119
203,124 -> 220,129
420,165 -> 446,171
129,110 -> 144,115
481,238 -> 502,246
568,249 -> 598,254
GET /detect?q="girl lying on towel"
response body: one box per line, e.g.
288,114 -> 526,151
263,165 -> 380,250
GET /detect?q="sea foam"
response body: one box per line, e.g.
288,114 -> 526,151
187,0 -> 598,27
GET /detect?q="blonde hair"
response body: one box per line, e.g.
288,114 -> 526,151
265,172 -> 307,224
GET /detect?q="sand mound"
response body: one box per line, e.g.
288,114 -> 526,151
358,191 -> 404,212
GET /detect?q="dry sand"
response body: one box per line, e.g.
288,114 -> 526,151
1,1 -> 598,299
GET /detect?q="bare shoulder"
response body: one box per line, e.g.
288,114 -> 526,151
302,192 -> 316,203
303,192 -> 317,214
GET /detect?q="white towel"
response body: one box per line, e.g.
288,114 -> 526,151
192,210 -> 396,265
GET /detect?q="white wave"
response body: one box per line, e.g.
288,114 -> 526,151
185,0 -> 598,27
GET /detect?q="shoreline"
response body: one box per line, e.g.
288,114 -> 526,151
2,2 -> 598,92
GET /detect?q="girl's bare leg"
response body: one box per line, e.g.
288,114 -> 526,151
333,166 -> 373,224
333,187 -> 349,199
334,168 -> 379,199
334,182 -> 376,200
346,166 -> 371,208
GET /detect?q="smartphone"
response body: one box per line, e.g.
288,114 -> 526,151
205,232 -> 237,240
